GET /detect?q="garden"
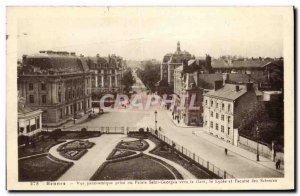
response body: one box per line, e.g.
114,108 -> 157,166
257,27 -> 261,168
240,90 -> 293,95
57,140 -> 95,160
116,139 -> 149,151
91,154 -> 182,180
18,154 -> 73,181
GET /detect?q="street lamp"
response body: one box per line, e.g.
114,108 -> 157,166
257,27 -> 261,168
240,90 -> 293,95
256,122 -> 260,161
154,110 -> 158,132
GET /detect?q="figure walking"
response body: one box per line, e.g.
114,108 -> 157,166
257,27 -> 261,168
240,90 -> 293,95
225,148 -> 228,155
276,159 -> 281,169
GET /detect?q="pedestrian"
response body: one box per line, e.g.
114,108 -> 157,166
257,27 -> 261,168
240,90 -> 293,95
159,127 -> 162,132
225,148 -> 228,155
146,127 -> 149,133
276,159 -> 281,169
177,119 -> 180,124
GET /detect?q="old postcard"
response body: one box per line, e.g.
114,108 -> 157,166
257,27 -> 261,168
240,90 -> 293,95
6,7 -> 294,190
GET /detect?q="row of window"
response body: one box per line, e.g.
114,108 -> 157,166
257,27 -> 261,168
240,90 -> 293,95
18,117 -> 40,134
27,79 -> 89,91
210,111 -> 231,123
209,121 -> 231,135
205,99 -> 231,112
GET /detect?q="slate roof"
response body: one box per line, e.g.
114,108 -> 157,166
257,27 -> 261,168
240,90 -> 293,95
205,84 -> 247,100
24,55 -> 85,73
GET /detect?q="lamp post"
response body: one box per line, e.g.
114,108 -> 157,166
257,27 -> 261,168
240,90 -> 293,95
154,110 -> 158,132
256,122 -> 260,161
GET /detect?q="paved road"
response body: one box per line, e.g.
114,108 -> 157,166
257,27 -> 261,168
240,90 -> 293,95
75,67 -> 283,179
144,109 -> 283,178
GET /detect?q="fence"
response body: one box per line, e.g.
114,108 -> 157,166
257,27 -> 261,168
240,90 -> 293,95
61,125 -> 234,178
238,136 -> 272,159
64,125 -> 143,134
148,128 -> 234,179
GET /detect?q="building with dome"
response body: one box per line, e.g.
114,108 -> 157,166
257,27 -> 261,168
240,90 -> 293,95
160,41 -> 193,89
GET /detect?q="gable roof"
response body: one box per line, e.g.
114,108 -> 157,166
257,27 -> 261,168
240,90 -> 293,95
204,84 -> 247,101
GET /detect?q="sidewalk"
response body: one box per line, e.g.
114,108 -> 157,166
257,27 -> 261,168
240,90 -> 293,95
193,130 -> 284,175
165,109 -> 198,128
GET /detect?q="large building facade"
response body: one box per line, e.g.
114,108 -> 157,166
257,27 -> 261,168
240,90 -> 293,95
86,54 -> 123,95
18,51 -> 93,127
203,82 -> 258,145
160,42 -> 193,88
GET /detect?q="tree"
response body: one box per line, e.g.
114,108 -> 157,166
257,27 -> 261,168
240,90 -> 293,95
136,60 -> 160,92
238,102 -> 282,145
122,68 -> 135,93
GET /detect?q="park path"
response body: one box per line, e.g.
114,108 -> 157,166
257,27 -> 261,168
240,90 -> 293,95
144,139 -> 196,179
49,134 -> 127,181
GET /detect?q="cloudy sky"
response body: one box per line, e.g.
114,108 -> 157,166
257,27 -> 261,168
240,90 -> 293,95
10,7 -> 284,60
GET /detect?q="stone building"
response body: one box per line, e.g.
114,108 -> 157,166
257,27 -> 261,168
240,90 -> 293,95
18,51 -> 93,127
86,54 -> 123,95
203,82 -> 258,145
160,41 -> 193,88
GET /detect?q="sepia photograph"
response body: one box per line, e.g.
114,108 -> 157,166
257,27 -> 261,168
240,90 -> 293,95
6,6 -> 294,191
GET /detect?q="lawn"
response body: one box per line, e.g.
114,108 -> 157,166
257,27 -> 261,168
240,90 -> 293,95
148,135 -> 215,179
18,139 -> 65,158
91,155 -> 178,180
18,154 -> 73,181
117,139 -> 149,151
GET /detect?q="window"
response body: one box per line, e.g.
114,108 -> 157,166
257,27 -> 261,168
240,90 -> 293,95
36,117 -> 40,129
210,111 -> 213,117
42,95 -> 46,104
211,100 -> 213,107
222,103 -> 225,110
221,115 -> 224,121
216,113 -> 219,119
41,83 -> 46,91
228,104 -> 231,112
69,91 -> 72,99
228,116 -> 231,123
228,127 -> 230,135
216,123 -> 219,131
29,83 -> 34,91
221,125 -> 224,133
216,102 -> 218,108
29,95 -> 34,103
205,99 -> 208,105
210,121 -> 213,128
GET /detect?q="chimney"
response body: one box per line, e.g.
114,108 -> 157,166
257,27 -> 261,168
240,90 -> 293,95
222,73 -> 229,85
246,83 -> 254,91
214,80 -> 223,91
235,85 -> 239,92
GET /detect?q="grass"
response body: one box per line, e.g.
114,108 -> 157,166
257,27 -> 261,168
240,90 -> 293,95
91,154 -> 179,180
148,135 -> 216,179
18,139 -> 65,158
117,140 -> 149,151
18,154 -> 73,181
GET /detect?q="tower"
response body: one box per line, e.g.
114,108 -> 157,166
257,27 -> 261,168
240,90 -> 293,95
177,41 -> 181,52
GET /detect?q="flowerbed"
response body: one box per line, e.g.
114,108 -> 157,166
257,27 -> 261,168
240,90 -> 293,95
116,140 -> 149,151
106,149 -> 136,160
57,140 -> 94,151
59,149 -> 88,160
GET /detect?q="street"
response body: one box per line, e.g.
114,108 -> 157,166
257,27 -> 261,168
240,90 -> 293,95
78,68 -> 284,179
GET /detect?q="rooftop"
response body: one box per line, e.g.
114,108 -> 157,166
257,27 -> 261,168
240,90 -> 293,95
205,83 -> 247,100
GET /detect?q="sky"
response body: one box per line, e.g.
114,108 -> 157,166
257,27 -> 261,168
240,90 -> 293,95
10,7 -> 284,61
